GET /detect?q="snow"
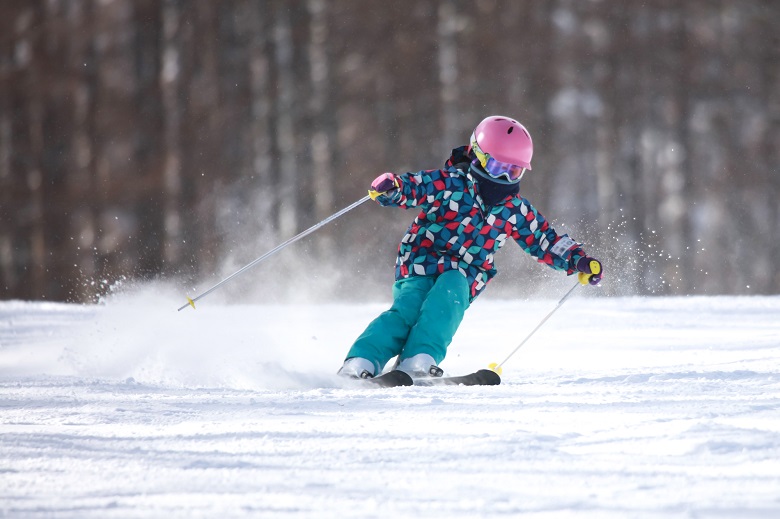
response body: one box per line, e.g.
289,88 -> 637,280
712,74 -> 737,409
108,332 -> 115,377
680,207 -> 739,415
1,287 -> 780,518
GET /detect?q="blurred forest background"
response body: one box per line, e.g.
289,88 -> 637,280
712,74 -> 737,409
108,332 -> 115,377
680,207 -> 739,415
1,0 -> 779,304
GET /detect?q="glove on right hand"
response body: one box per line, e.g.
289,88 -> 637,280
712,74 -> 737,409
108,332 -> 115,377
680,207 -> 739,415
368,173 -> 400,203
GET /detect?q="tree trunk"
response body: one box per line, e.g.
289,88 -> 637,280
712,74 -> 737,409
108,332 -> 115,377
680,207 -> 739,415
273,0 -> 298,240
160,0 -> 184,272
307,0 -> 336,260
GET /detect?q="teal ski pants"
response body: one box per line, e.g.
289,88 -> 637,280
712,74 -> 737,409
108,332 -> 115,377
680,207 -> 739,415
345,270 -> 471,374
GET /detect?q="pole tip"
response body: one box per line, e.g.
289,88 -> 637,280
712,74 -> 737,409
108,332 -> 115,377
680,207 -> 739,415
488,362 -> 503,375
178,297 -> 196,312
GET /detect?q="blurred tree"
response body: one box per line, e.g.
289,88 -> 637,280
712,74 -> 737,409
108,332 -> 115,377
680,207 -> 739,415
1,0 -> 778,302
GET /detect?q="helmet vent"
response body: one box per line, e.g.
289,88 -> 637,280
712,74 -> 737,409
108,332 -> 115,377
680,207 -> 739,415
507,127 -> 514,134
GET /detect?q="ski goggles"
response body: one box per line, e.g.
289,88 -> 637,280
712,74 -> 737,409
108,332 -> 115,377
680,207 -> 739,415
471,140 -> 527,183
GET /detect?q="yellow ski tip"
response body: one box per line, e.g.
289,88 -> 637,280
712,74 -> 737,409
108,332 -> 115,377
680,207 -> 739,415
488,362 -> 503,375
187,297 -> 196,310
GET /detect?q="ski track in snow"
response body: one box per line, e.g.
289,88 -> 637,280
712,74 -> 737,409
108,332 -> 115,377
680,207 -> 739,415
1,289 -> 779,518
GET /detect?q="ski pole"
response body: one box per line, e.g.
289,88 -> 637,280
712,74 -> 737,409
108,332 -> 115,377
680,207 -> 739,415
178,194 -> 372,311
489,281 -> 581,374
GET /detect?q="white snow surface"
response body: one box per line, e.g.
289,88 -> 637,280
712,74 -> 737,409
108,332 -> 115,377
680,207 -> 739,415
1,287 -> 779,518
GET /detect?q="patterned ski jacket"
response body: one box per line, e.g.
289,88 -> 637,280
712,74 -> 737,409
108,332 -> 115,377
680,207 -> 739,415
377,146 -> 588,301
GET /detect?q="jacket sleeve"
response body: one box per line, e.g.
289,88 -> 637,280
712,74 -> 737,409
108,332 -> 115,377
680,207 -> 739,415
375,169 -> 448,209
509,197 -> 588,274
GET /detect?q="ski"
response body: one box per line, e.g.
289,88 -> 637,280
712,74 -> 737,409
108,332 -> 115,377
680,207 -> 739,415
362,370 -> 414,388
352,368 -> 500,388
413,369 -> 501,387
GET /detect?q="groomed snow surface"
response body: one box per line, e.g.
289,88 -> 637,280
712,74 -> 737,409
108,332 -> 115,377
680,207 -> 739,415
1,288 -> 779,518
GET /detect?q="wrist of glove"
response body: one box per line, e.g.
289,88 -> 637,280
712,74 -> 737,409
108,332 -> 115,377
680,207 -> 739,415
368,173 -> 400,204
576,256 -> 603,286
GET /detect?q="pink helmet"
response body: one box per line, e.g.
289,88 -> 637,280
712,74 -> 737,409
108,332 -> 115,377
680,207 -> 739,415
470,115 -> 533,171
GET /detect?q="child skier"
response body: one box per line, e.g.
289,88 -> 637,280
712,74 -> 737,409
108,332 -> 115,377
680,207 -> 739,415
338,115 -> 603,380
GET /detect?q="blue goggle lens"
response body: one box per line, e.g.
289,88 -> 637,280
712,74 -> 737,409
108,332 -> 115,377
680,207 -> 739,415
483,156 -> 527,182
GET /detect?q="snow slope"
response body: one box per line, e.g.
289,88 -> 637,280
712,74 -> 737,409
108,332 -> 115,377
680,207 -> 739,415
1,288 -> 779,518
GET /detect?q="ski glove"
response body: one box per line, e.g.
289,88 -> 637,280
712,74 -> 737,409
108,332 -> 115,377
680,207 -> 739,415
368,172 -> 401,205
576,256 -> 603,286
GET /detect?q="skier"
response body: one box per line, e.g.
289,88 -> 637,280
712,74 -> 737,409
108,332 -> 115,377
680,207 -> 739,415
338,115 -> 603,380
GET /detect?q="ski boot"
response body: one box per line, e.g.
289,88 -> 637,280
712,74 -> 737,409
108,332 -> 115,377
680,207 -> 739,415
337,357 -> 375,380
396,353 -> 444,379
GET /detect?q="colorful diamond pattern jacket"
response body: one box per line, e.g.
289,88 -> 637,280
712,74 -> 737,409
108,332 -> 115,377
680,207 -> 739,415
376,147 -> 587,301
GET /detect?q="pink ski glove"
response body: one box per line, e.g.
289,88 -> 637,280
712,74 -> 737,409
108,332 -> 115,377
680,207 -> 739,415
368,173 -> 400,204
